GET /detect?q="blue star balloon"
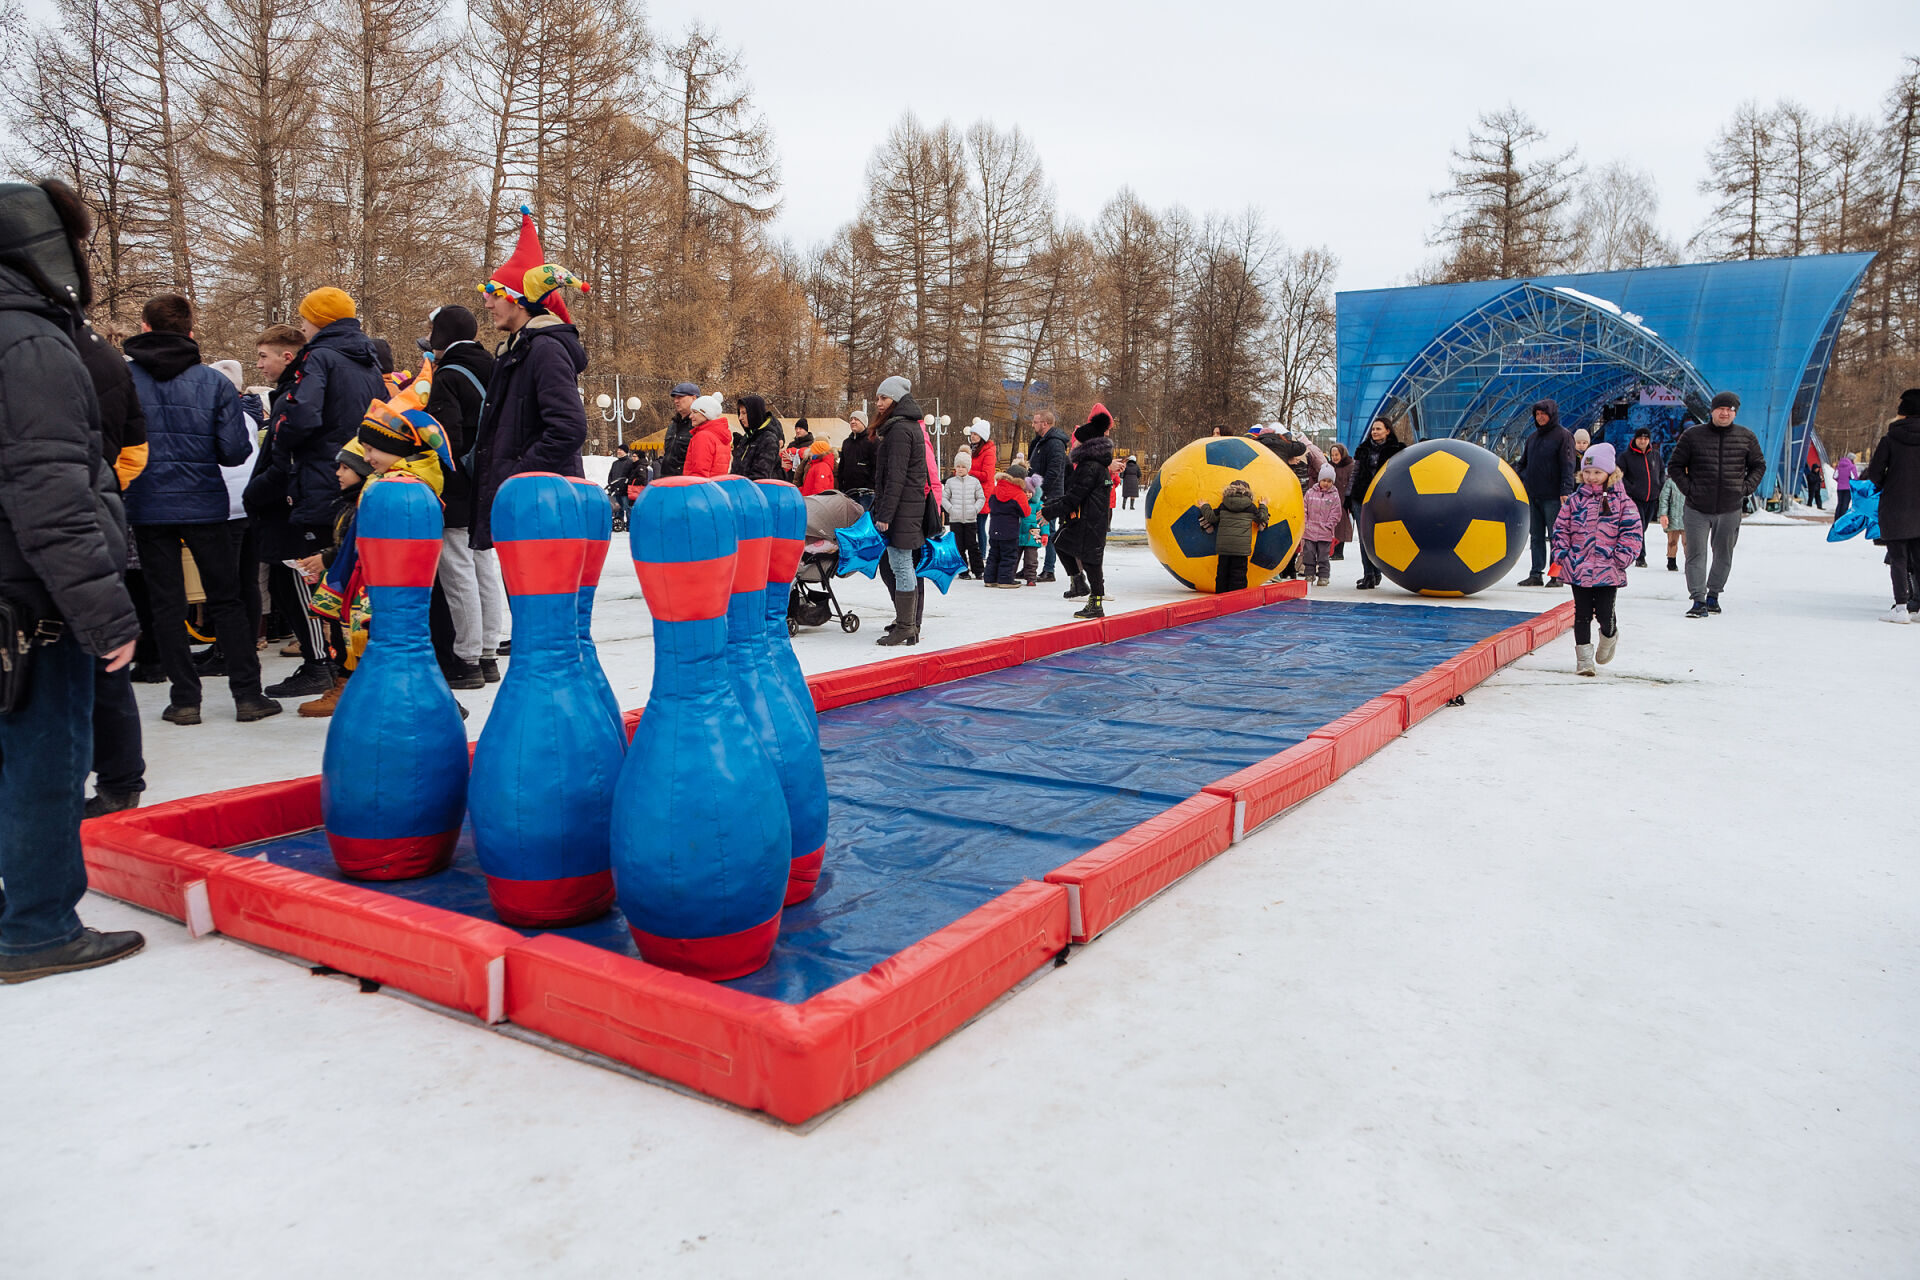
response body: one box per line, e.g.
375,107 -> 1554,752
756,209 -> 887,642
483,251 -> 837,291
834,512 -> 885,578
915,530 -> 966,594
1827,479 -> 1880,541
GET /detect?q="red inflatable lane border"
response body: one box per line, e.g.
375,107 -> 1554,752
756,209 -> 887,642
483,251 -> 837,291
1043,794 -> 1234,942
76,586 -> 1565,1122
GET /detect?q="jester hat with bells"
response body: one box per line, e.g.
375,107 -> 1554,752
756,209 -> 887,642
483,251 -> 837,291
478,204 -> 590,323
358,392 -> 456,480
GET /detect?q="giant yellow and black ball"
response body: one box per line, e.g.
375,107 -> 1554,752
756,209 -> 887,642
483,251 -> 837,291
1356,438 -> 1529,596
1144,437 -> 1304,592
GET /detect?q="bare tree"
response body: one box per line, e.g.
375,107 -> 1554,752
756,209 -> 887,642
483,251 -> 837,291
657,23 -> 779,243
1572,163 -> 1676,271
964,121 -> 1051,429
1430,106 -> 1582,281
1769,102 -> 1830,257
1694,100 -> 1777,260
1268,245 -> 1339,430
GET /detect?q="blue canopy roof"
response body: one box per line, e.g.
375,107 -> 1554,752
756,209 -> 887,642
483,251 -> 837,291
1335,254 -> 1874,495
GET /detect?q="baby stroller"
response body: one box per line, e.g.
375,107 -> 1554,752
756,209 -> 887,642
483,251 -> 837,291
789,490 -> 864,636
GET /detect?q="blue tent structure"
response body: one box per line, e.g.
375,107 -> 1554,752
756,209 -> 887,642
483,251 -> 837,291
1335,254 -> 1875,498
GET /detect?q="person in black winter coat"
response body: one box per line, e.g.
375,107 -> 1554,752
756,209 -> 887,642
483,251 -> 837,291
1618,427 -> 1665,567
1027,410 -> 1070,580
660,382 -> 697,478
1667,390 -> 1766,615
1044,404 -> 1116,618
470,292 -> 589,550
836,410 -> 877,497
419,303 -> 498,684
1515,398 -> 1577,585
1864,389 -> 1920,621
1120,455 -> 1141,508
1345,418 -> 1406,589
731,394 -> 783,481
0,178 -> 147,982
869,376 -> 930,646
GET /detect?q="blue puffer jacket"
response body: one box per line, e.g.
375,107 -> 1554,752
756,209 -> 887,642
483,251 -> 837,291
122,330 -> 249,525
267,319 -> 386,527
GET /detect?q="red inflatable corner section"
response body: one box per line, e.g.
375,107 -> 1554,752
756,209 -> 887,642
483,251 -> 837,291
1019,619 -> 1107,663
1385,667 -> 1458,730
80,820 -> 234,921
807,654 -> 929,712
505,880 -> 1069,1124
208,857 -> 516,1020
1308,696 -> 1408,779
114,775 -> 322,848
1044,793 -> 1234,942
1201,737 -> 1337,838
924,636 -> 1024,684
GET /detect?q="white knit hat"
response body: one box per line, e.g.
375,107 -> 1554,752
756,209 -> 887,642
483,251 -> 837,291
691,394 -> 723,419
966,418 -> 990,439
954,449 -> 971,470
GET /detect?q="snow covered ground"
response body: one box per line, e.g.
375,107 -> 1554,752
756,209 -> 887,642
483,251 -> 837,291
5,512 -> 1916,1277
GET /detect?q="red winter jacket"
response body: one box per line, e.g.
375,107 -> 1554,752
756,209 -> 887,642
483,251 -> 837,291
800,454 -> 835,495
968,439 -> 995,494
684,418 -> 732,478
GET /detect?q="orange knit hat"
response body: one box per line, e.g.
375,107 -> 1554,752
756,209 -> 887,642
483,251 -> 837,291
299,286 -> 356,328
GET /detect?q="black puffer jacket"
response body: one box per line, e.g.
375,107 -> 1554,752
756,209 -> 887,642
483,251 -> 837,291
1668,419 -> 1766,515
1619,440 -> 1665,509
835,426 -> 876,491
731,395 -> 783,481
268,318 -> 385,527
1045,411 -> 1115,563
1346,430 -> 1406,510
660,412 -> 692,478
1029,426 -> 1069,503
0,264 -> 137,656
1517,399 -> 1577,500
470,316 -> 588,548
423,339 -> 495,530
870,396 -> 929,550
1864,416 -> 1920,543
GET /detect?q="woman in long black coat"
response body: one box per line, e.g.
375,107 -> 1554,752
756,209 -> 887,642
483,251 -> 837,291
1120,456 -> 1141,508
1865,388 -> 1920,620
1345,419 -> 1405,589
1044,404 -> 1115,617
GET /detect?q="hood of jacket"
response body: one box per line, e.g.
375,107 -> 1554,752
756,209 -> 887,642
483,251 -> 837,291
691,416 -> 731,444
1531,399 -> 1561,431
437,338 -> 495,381
308,317 -> 382,369
738,393 -> 772,432
507,314 -> 587,375
880,394 -> 925,430
1221,484 -> 1256,512
1075,403 -> 1113,442
1888,416 -> 1920,447
0,261 -> 77,326
123,330 -> 203,382
1070,432 -> 1115,468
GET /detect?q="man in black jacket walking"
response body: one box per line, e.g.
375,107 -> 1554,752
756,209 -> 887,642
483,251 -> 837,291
1619,426 -> 1665,567
0,179 -> 147,982
1667,391 -> 1766,617
1516,399 -> 1576,586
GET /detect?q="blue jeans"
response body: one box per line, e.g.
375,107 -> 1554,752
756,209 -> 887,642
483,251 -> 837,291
0,633 -> 94,954
883,545 -> 917,591
1528,496 -> 1563,575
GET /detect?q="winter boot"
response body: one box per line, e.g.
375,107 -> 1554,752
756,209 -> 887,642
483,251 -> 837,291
1073,595 -> 1106,620
1666,557 -> 1678,572
479,657 -> 501,683
1595,624 -> 1619,665
1704,593 -> 1721,614
1575,643 -> 1597,676
83,789 -> 142,820
299,671 -> 348,717
876,591 -> 919,646
235,693 -> 284,722
1685,598 -> 1711,619
1518,574 -> 1544,587
1634,553 -> 1647,568
1063,572 -> 1090,599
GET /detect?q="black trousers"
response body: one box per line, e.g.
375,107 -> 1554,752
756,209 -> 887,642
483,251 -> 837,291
269,561 -> 328,666
1216,555 -> 1249,593
953,523 -> 982,574
90,662 -> 144,795
1888,538 -> 1920,611
1059,551 -> 1105,596
1570,585 -> 1618,646
134,522 -> 263,705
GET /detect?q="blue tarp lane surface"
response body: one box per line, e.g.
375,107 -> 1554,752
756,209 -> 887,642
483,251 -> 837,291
234,600 -> 1532,1004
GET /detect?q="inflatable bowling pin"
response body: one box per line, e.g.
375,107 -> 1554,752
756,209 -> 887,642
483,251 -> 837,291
567,477 -> 622,732
469,472 -> 620,926
755,479 -> 829,904
611,477 -> 790,980
321,476 -> 468,879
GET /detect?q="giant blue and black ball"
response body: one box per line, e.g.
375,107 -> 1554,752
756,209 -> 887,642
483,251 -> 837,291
1355,439 -> 1530,596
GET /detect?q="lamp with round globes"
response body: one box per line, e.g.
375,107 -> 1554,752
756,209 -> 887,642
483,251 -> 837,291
595,376 -> 643,448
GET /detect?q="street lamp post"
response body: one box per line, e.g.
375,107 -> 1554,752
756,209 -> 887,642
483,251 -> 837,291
927,398 -> 953,466
594,373 -> 643,448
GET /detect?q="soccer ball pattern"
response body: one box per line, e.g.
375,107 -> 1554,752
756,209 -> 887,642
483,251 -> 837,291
1356,438 -> 1529,596
1144,437 -> 1304,593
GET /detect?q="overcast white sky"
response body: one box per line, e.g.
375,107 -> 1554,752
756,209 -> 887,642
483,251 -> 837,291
641,0 -> 1919,289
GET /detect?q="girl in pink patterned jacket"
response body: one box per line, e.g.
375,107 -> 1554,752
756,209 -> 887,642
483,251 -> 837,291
1551,443 -> 1644,676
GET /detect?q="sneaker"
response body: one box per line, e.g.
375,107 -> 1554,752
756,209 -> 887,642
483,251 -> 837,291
1685,598 -> 1711,619
497,639 -> 512,655
0,928 -> 145,983
479,658 -> 501,683
1595,626 -> 1619,665
192,648 -> 227,677
83,789 -> 142,819
1518,574 -> 1544,587
235,694 -> 284,722
1036,572 -> 1057,583
162,702 -> 201,725
265,662 -> 335,698
1704,594 -> 1721,614
1882,606 -> 1913,625
444,658 -> 485,690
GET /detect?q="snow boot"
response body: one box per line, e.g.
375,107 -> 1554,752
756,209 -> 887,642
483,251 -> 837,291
1575,643 -> 1597,676
1666,557 -> 1678,572
265,661 -> 334,698
1595,624 -> 1619,665
235,693 -> 284,723
1073,595 -> 1105,620
299,671 -> 347,717
1063,572 -> 1090,599
876,591 -> 919,646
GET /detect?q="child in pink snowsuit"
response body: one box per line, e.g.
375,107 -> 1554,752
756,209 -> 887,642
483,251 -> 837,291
1551,443 -> 1645,676
1300,464 -> 1343,586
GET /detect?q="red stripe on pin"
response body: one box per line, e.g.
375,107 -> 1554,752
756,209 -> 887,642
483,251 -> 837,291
578,537 -> 611,586
497,538 -> 585,595
731,535 -> 772,595
766,539 -> 803,585
357,538 -> 441,588
486,870 -> 616,928
630,911 -> 781,982
327,829 -> 459,880
634,555 -> 735,621
784,846 -> 824,906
